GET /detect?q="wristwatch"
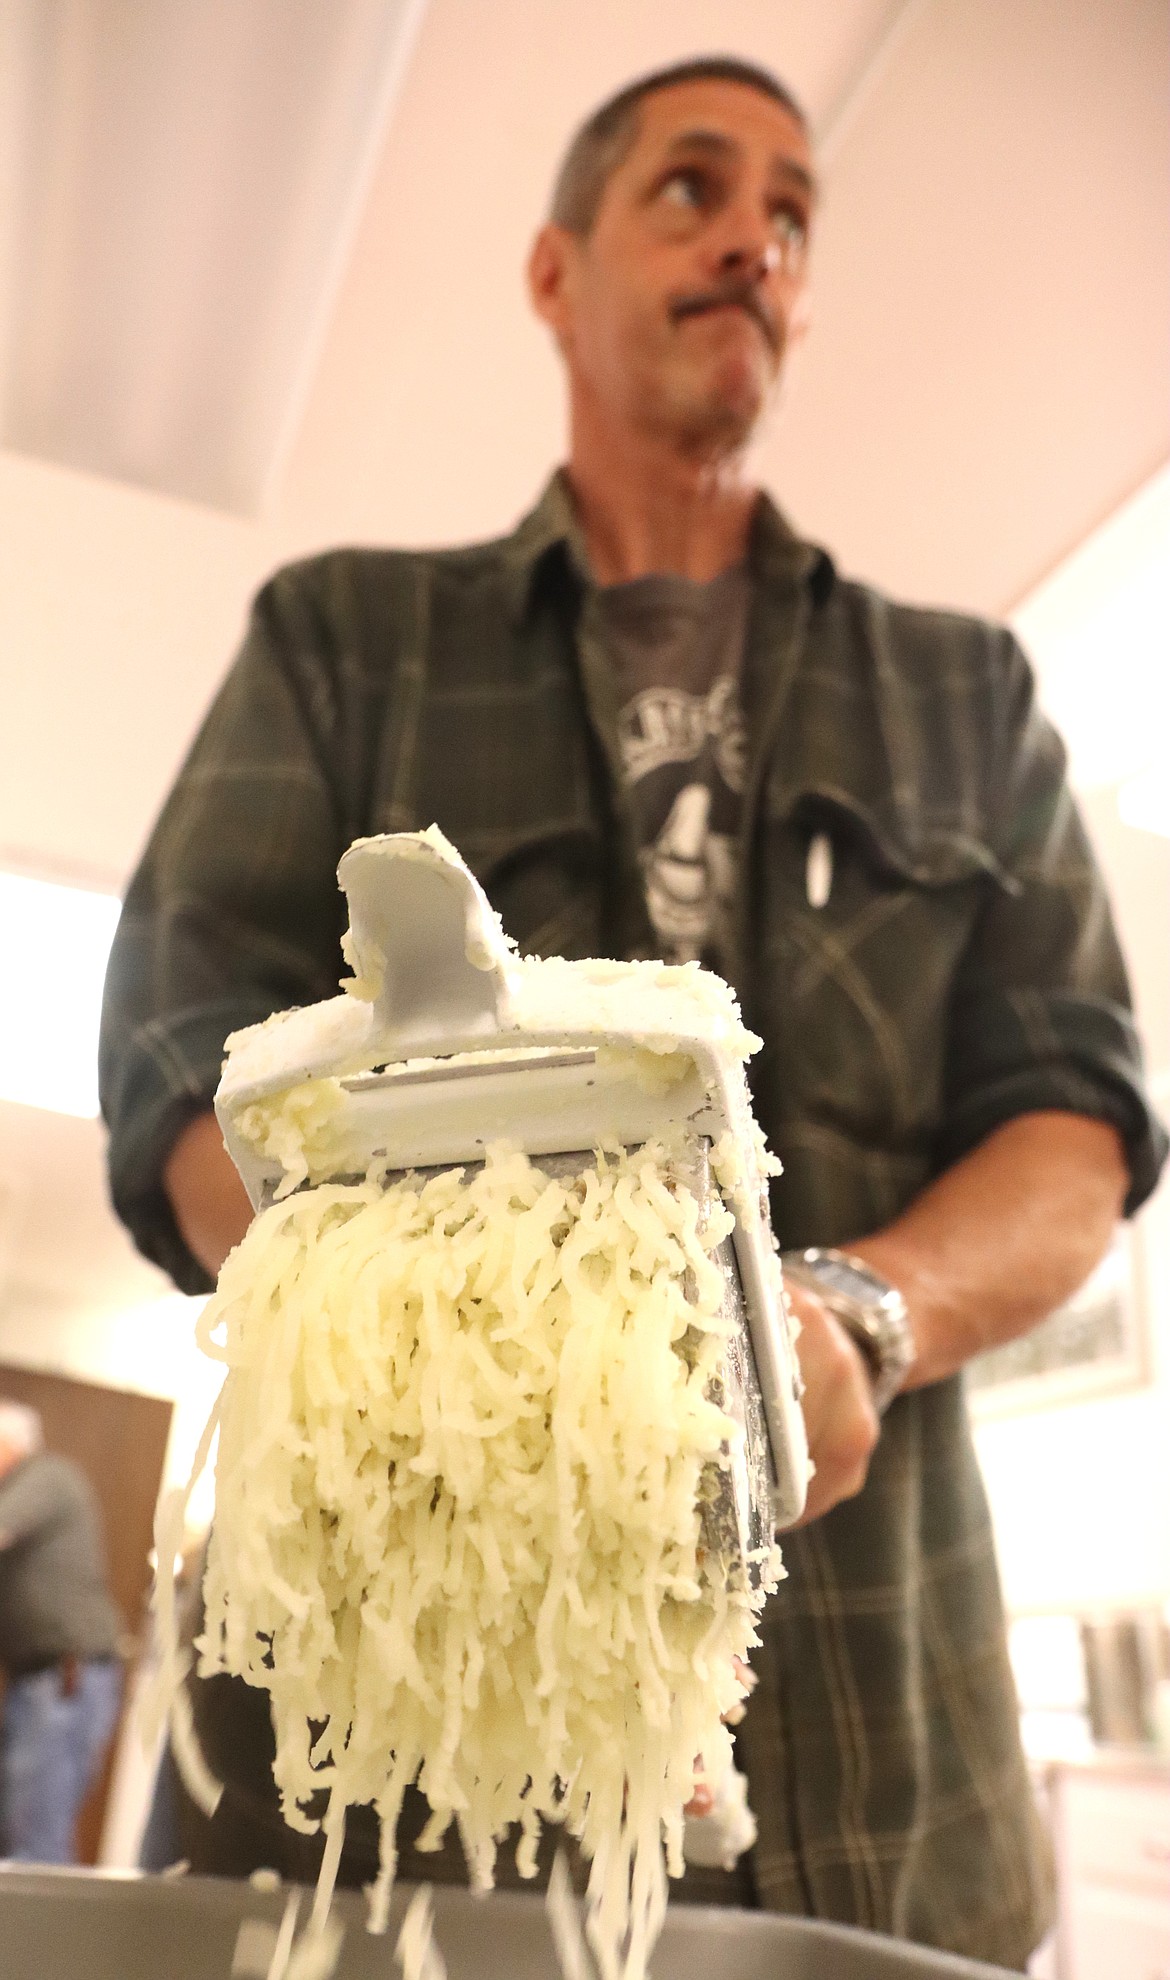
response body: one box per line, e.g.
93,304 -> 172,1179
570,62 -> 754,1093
780,1247 -> 914,1414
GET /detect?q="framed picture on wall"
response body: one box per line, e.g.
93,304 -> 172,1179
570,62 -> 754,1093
966,1222 -> 1151,1417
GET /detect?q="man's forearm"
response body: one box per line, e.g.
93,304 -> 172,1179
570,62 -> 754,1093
164,1109 -> 254,1281
852,1111 -> 1128,1391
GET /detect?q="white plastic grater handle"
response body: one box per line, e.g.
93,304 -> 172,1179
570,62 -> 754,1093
338,834 -> 515,1059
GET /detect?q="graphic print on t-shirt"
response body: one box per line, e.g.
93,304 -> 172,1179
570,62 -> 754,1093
587,562 -> 750,967
615,670 -> 746,961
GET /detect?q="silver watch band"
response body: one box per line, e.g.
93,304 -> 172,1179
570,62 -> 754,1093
781,1247 -> 914,1414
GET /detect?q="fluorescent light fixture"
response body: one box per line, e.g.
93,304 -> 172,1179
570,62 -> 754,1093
0,871 -> 121,1117
0,0 -> 428,512
1118,768 -> 1170,839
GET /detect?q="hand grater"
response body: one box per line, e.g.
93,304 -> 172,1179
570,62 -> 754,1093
213,829 -> 808,1578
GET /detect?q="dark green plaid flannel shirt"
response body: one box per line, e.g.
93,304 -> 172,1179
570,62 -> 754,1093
101,478 -> 1165,1968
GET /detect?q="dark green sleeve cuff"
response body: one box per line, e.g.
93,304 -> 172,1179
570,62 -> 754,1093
100,995 -> 282,1294
938,988 -> 1168,1216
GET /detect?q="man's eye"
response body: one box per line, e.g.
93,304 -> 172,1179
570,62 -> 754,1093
772,207 -> 808,252
659,170 -> 706,210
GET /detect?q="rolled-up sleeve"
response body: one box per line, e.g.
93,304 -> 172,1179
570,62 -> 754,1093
938,635 -> 1166,1214
99,571 -> 350,1291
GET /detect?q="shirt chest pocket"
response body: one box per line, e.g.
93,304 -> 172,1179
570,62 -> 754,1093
751,792 -> 1007,1146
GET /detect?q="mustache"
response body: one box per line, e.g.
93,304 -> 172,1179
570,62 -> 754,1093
668,278 -> 780,354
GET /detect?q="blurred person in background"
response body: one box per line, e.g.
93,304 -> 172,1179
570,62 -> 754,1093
0,1402 -> 122,1862
100,56 -> 1165,1966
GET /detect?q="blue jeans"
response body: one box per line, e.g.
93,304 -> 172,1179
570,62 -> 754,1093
0,1659 -> 121,1862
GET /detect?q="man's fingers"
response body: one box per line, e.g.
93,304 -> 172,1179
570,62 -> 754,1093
683,1755 -> 713,1817
787,1285 -> 879,1524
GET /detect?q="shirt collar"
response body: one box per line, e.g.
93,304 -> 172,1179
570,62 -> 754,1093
501,468 -> 830,624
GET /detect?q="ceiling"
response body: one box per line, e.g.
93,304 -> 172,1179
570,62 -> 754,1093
0,0 -> 1166,1362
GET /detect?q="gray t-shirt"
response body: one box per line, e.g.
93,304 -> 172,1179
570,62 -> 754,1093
590,566 -> 750,967
0,1452 -> 121,1671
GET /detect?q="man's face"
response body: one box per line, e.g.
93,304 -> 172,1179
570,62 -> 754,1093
533,80 -> 816,457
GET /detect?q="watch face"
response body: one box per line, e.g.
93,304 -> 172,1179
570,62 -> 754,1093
809,1254 -> 884,1303
785,1249 -> 911,1413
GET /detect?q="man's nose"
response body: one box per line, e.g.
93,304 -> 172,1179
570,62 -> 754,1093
735,239 -> 782,277
711,200 -> 781,283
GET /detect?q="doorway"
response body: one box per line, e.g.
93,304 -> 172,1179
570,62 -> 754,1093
0,1363 -> 172,1862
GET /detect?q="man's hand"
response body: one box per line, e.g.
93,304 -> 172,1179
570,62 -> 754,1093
787,1282 -> 879,1525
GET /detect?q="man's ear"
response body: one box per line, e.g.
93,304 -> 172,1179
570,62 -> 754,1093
527,223 -> 578,351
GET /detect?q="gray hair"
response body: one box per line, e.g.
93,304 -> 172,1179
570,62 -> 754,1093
550,57 -> 808,237
0,1401 -> 44,1457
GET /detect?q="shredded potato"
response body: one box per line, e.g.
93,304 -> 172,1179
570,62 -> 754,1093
233,1079 -> 347,1200
395,1887 -> 447,1978
192,1141 -> 778,1978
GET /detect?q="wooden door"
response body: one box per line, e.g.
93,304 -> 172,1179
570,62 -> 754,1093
0,1364 -> 173,1862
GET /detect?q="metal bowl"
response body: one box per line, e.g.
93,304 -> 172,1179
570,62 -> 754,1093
0,1864 -> 1023,1979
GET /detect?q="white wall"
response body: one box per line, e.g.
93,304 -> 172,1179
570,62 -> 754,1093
0,447 -> 274,886
973,1123 -> 1170,1618
0,1282 -> 222,1531
969,473 -> 1170,1624
972,789 -> 1170,1619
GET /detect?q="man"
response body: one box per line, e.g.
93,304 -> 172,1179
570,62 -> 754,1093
100,57 -> 1165,1966
0,1403 -> 122,1862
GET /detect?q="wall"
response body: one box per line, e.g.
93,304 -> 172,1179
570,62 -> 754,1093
971,787 -> 1170,1618
969,476 -> 1170,1623
0,446 -> 274,886
973,1160 -> 1170,1617
0,1283 -> 221,1530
